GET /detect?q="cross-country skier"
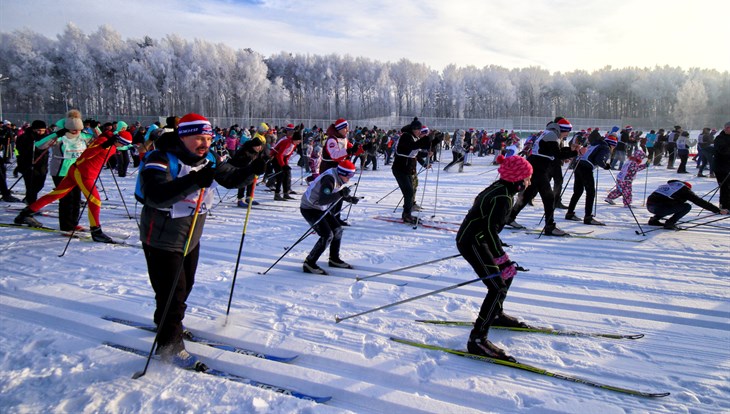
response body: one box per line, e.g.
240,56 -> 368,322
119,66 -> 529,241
564,129 -> 616,225
605,149 -> 648,207
300,160 -> 360,275
506,117 -> 578,236
646,180 -> 728,230
14,114 -> 132,242
456,154 -> 533,361
134,113 -> 265,368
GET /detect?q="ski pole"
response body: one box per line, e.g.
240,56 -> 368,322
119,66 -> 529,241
97,175 -> 109,201
225,177 -> 258,323
431,144 -> 443,218
107,168 -> 133,220
376,185 -> 401,204
673,214 -> 730,232
7,174 -> 22,191
376,166 -> 426,204
133,188 -> 206,379
642,161 -> 650,206
59,145 -> 116,257
336,272 -> 502,323
356,253 -> 462,282
606,168 -> 645,236
477,166 -> 499,176
594,167 -> 599,217
259,197 -> 343,275
413,159 -> 431,229
344,163 -> 365,221
697,174 -> 729,216
639,212 -> 717,235
537,162 -> 575,228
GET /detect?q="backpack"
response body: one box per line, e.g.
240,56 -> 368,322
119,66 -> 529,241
135,150 -> 217,203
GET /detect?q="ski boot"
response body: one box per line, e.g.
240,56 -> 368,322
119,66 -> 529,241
14,207 -> 43,227
90,226 -> 115,243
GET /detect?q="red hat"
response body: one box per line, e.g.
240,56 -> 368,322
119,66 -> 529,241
420,126 -> 429,135
557,118 -> 572,132
117,130 -> 133,145
285,123 -> 295,131
178,113 -> 213,138
496,155 -> 533,182
336,160 -> 356,177
605,135 -> 618,147
334,118 -> 348,131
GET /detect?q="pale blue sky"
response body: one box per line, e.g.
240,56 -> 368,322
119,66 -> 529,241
1,0 -> 728,73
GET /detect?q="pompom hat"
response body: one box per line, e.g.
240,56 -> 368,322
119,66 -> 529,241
557,118 -> 572,132
177,113 -> 213,138
117,130 -> 133,145
334,118 -> 349,131
336,160 -> 356,177
496,155 -> 533,182
64,109 -> 84,131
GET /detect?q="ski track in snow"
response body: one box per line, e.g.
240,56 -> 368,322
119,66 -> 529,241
1,156 -> 729,413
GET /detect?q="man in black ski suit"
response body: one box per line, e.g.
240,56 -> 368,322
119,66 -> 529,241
506,117 -> 578,236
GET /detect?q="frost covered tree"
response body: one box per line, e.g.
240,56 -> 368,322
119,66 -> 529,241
674,78 -> 708,130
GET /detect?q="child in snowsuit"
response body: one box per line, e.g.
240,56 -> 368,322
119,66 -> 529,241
605,149 -> 648,207
306,140 -> 322,183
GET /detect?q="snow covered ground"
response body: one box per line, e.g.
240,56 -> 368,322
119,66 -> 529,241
1,152 -> 728,413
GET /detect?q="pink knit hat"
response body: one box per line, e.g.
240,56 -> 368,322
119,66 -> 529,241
496,155 -> 533,182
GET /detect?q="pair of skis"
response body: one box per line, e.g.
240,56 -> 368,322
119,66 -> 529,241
102,316 -> 331,403
393,319 -> 668,398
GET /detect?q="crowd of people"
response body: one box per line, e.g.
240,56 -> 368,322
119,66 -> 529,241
2,111 -> 728,365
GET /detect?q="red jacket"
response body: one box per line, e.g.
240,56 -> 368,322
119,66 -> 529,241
271,137 -> 299,167
74,137 -> 117,175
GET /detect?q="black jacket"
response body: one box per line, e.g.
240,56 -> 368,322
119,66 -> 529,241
391,130 -> 431,175
647,180 -> 721,214
714,130 -> 730,174
456,180 -> 521,271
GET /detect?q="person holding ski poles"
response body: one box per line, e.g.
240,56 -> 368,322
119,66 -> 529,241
392,117 -> 433,224
14,115 -> 130,243
456,154 -> 533,361
646,180 -> 728,230
134,113 -> 265,368
300,160 -> 360,275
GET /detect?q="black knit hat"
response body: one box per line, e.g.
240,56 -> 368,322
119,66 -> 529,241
401,117 -> 423,131
30,120 -> 47,129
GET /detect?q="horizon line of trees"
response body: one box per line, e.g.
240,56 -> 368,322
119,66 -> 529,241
1,23 -> 729,129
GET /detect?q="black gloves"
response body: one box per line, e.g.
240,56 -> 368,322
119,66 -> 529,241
250,157 -> 266,175
344,196 -> 360,204
602,163 -> 611,170
340,186 -> 351,197
55,128 -> 68,137
348,143 -> 361,155
190,164 -> 216,187
100,136 -> 117,148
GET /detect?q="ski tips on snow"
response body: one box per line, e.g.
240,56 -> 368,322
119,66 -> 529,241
390,337 -> 669,398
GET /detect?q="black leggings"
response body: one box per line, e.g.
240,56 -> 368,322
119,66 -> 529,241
457,241 -> 512,339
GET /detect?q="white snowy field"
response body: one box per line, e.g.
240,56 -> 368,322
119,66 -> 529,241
1,152 -> 728,414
